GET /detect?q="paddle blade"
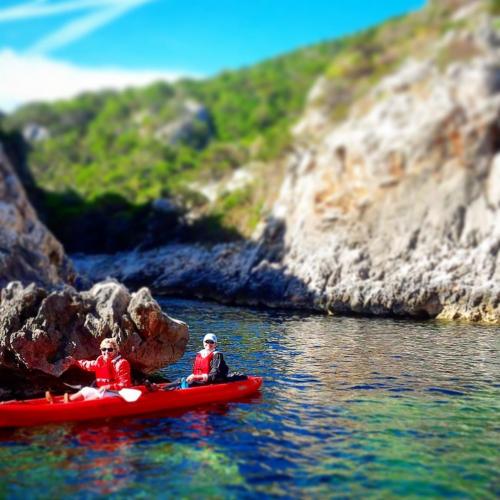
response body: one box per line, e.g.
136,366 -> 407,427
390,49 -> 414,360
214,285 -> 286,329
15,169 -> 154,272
118,388 -> 142,403
63,382 -> 83,390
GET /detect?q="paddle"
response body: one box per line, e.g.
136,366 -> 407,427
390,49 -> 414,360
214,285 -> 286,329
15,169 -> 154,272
62,383 -> 142,403
115,388 -> 142,402
63,383 -> 84,390
161,380 -> 181,390
160,378 -> 190,391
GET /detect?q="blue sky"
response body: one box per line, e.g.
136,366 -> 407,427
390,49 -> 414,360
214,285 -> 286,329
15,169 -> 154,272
0,0 -> 425,111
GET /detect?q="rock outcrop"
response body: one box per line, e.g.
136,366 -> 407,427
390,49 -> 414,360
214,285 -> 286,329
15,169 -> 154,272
0,143 -> 73,288
0,280 -> 189,399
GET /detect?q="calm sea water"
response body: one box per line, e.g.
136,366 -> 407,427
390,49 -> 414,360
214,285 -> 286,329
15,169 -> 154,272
0,298 -> 498,499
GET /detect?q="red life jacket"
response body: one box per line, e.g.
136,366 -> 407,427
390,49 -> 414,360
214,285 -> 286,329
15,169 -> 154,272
76,355 -> 132,390
193,351 -> 215,376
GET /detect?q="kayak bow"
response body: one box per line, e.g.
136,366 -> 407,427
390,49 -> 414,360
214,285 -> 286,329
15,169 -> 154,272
0,376 -> 263,427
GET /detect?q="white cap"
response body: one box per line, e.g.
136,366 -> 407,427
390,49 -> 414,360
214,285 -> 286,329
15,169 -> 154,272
203,333 -> 217,343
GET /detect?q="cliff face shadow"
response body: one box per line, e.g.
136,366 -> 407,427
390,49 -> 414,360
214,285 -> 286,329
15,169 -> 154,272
37,190 -> 244,254
240,215 -> 316,308
0,129 -> 36,189
0,130 -> 243,254
134,214 -> 316,311
40,190 -> 176,253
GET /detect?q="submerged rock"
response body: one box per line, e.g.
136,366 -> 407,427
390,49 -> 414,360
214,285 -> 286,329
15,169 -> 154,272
0,280 -> 189,400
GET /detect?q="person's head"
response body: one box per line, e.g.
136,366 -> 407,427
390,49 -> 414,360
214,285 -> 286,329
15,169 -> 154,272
203,333 -> 217,351
100,338 -> 119,359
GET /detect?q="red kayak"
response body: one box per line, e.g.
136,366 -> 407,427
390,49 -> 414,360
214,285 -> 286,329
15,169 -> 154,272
0,376 -> 263,428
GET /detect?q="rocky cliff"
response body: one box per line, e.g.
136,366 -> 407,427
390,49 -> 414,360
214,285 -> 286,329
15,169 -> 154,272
263,11 -> 500,322
77,2 -> 500,322
0,143 -> 73,288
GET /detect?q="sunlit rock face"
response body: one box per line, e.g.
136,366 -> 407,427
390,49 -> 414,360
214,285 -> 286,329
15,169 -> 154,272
262,18 -> 500,321
73,5 -> 500,322
0,280 -> 189,399
0,144 -> 73,288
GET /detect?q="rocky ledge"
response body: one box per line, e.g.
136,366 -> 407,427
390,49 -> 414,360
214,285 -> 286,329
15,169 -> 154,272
0,280 -> 189,400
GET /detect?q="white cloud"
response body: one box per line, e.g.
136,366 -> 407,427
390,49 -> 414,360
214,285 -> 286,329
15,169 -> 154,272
0,1 -> 157,55
0,49 -> 197,112
0,2 -> 186,111
0,1 -> 123,22
27,0 -> 156,55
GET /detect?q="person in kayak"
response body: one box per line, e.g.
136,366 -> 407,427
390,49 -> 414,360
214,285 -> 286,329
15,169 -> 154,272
186,333 -> 229,385
65,338 -> 132,401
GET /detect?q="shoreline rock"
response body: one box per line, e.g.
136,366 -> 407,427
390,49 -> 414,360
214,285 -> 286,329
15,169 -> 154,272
72,245 -> 500,324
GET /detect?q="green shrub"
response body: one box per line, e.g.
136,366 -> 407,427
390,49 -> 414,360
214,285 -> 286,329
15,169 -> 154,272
489,0 -> 500,15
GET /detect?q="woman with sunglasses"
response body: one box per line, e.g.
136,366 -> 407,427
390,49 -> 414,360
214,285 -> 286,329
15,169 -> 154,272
186,334 -> 229,385
64,338 -> 132,401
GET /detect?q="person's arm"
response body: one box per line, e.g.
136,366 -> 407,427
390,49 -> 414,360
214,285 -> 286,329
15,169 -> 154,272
207,352 -> 229,383
74,358 -> 99,372
186,372 -> 206,383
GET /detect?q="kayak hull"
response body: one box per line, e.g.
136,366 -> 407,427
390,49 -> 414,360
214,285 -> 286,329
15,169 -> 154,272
0,376 -> 262,427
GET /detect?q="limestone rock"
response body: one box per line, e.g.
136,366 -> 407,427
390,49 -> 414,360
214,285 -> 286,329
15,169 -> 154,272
0,280 -> 189,399
258,12 -> 500,322
22,123 -> 50,143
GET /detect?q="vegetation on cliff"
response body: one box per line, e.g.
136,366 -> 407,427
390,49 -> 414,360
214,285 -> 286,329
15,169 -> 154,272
0,0 -> 487,252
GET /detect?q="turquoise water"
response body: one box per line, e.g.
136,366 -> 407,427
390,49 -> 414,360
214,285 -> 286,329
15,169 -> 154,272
0,298 -> 499,498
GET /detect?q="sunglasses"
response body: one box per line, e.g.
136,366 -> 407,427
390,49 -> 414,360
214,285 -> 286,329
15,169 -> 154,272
204,340 -> 215,344
101,347 -> 114,352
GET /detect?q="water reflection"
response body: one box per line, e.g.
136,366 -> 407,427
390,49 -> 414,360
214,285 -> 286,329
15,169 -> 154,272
69,423 -> 142,495
159,299 -> 499,498
0,402 -> 252,497
0,298 -> 498,498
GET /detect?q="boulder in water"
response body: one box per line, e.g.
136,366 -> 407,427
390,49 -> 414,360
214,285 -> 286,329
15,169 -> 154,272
0,279 -> 189,399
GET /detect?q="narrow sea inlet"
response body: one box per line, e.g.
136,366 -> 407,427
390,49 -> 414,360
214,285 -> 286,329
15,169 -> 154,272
0,298 -> 498,498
